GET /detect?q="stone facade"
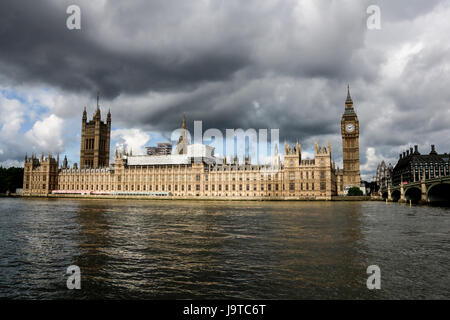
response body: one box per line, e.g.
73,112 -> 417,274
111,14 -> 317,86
23,89 -> 360,200
23,153 -> 59,196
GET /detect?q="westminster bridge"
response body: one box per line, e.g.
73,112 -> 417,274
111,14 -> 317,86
380,176 -> 450,204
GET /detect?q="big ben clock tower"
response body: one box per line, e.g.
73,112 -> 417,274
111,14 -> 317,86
341,85 -> 361,189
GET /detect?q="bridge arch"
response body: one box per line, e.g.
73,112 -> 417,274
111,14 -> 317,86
427,182 -> 450,204
404,187 -> 421,204
391,189 -> 401,202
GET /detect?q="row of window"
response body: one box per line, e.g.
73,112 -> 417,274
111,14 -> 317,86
59,182 -> 324,192
25,175 -> 57,182
25,183 -> 56,190
59,170 -> 323,183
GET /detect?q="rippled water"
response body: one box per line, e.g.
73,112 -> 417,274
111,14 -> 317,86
0,198 -> 449,299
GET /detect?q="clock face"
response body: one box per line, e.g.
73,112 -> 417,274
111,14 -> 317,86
345,123 -> 355,133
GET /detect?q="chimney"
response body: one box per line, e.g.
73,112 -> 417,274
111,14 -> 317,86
406,150 -> 410,156
410,147 -> 413,155
403,151 -> 406,158
414,145 -> 419,154
399,153 -> 402,159
430,145 -> 437,155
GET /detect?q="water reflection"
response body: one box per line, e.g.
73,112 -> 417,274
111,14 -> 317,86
0,198 -> 448,299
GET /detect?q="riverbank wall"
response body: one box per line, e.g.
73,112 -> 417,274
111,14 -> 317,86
16,194 -> 375,201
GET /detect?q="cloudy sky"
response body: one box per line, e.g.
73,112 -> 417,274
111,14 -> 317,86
1,0 -> 449,180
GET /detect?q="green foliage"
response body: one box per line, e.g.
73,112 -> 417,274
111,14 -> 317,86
347,186 -> 363,196
0,167 -> 24,193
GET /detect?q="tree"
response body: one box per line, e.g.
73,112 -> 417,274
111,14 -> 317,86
0,167 -> 24,193
347,186 -> 363,196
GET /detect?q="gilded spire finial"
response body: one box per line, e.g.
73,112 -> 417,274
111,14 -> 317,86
182,113 -> 186,129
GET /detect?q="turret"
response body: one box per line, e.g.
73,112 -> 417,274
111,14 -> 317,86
63,155 -> 68,169
82,106 -> 87,123
296,140 -> 301,157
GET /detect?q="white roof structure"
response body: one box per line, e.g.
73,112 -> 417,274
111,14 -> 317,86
125,144 -> 219,166
127,154 -> 191,166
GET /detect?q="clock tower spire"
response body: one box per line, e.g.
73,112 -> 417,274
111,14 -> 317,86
341,85 -> 361,191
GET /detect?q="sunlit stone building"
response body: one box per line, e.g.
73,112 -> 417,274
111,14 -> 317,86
23,89 -> 360,199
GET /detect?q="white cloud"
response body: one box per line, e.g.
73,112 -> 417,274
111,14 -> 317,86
0,95 -> 25,139
0,159 -> 23,168
111,128 -> 150,155
360,147 -> 396,181
381,42 -> 424,78
25,114 -> 64,152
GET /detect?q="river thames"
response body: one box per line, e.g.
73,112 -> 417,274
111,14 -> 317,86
0,198 -> 448,299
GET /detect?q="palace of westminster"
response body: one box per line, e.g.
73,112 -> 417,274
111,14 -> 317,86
23,87 -> 361,199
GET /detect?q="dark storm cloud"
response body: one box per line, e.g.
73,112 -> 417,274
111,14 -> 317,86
0,0 -> 370,100
1,0 -> 450,180
0,0 -> 251,99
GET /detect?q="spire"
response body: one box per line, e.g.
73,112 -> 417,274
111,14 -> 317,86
345,84 -> 353,106
94,92 -> 101,120
82,106 -> 87,122
182,113 -> 186,129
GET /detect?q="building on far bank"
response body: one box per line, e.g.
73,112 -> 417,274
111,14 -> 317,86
392,145 -> 450,186
374,160 -> 393,191
23,88 -> 361,200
